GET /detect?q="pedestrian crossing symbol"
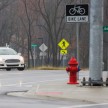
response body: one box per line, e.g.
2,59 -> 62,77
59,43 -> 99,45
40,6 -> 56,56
60,49 -> 67,55
58,38 -> 69,49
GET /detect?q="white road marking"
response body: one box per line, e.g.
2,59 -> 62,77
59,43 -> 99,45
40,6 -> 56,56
19,81 -> 22,87
36,84 -> 40,93
23,85 -> 33,87
59,103 -> 108,108
0,78 -> 67,87
3,84 -> 18,87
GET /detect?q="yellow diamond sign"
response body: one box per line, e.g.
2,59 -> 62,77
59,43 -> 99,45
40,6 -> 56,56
58,38 -> 69,49
60,49 -> 67,55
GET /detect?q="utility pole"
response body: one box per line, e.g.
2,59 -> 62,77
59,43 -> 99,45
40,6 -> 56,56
89,0 -> 103,84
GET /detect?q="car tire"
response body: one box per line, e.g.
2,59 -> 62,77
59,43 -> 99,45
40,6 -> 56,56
6,68 -> 11,71
17,67 -> 25,71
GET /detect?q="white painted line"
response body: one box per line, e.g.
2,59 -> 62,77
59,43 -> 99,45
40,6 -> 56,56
19,81 -> 22,87
0,78 -> 67,87
59,103 -> 108,108
16,78 -> 67,85
36,84 -> 40,93
23,85 -> 33,87
38,78 -> 67,83
3,84 -> 18,87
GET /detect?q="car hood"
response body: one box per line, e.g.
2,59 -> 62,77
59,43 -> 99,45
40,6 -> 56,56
0,55 -> 21,60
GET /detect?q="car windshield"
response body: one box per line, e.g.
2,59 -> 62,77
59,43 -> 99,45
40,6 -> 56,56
0,48 -> 17,55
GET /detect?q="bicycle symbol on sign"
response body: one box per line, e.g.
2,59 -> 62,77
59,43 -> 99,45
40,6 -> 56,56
69,5 -> 85,15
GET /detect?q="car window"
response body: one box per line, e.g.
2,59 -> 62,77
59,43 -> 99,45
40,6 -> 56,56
0,48 -> 17,55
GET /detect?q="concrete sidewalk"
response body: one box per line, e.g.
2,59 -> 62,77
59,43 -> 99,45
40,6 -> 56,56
8,80 -> 108,103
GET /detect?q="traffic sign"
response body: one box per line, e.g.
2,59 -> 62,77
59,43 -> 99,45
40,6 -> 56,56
66,4 -> 89,22
103,26 -> 108,32
31,44 -> 38,47
39,43 -> 48,52
58,38 -> 69,49
60,49 -> 67,55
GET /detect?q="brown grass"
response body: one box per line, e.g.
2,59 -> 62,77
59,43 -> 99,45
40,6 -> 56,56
31,66 -> 66,70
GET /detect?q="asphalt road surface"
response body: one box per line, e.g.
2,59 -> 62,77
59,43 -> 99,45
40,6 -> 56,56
0,69 -> 107,108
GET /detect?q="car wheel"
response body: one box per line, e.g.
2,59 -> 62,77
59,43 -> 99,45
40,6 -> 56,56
17,67 -> 25,71
6,68 -> 11,71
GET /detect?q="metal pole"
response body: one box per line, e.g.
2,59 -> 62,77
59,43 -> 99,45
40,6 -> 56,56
89,0 -> 103,83
34,46 -> 36,68
76,0 -> 79,62
63,56 -> 65,67
42,53 -> 44,66
105,47 -> 108,79
76,23 -> 80,62
76,0 -> 82,80
76,23 -> 80,80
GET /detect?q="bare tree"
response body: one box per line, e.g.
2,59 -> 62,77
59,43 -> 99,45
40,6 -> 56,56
0,0 -> 14,11
34,0 -> 67,66
0,0 -> 16,46
19,0 -> 38,67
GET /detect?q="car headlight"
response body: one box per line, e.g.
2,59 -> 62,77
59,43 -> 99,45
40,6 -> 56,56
0,57 -> 3,62
20,56 -> 24,63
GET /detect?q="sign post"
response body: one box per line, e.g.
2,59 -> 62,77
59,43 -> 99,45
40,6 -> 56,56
39,43 -> 48,66
31,44 -> 38,68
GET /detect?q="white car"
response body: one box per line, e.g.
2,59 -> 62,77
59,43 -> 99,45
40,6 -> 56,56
0,47 -> 25,71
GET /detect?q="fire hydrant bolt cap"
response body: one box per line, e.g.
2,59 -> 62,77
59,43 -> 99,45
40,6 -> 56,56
68,57 -> 78,65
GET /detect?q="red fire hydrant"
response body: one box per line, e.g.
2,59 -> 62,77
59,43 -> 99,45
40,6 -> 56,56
66,57 -> 80,84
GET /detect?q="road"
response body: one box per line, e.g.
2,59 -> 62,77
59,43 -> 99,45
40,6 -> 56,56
0,69 -> 107,108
